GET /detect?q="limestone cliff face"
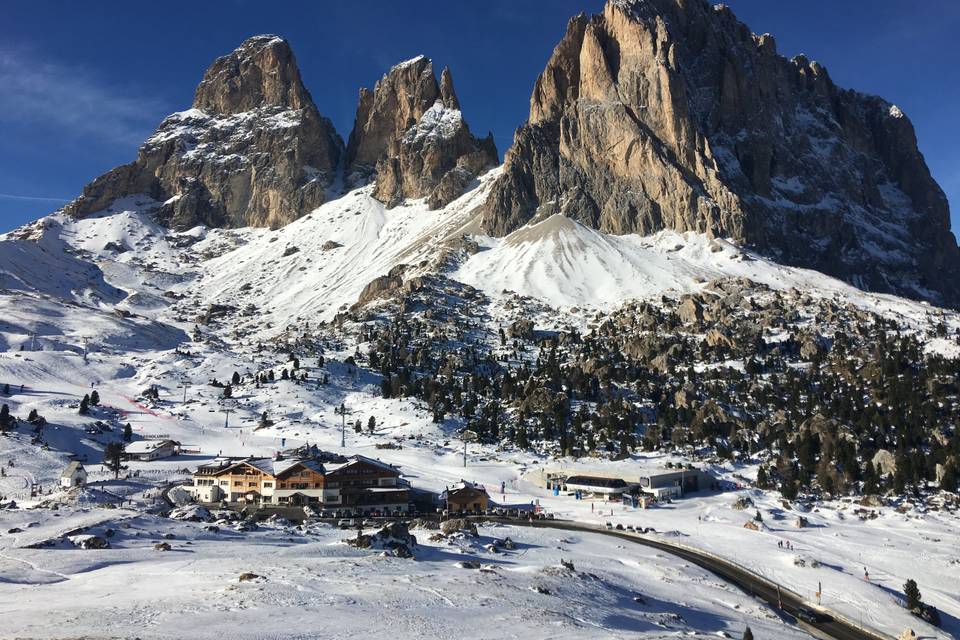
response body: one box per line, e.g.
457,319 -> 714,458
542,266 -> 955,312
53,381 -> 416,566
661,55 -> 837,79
346,56 -> 497,209
481,0 -> 960,305
64,35 -> 343,229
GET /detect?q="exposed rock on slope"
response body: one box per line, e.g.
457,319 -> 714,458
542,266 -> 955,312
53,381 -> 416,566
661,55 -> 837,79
64,35 -> 343,229
346,56 -> 498,209
480,0 -> 960,305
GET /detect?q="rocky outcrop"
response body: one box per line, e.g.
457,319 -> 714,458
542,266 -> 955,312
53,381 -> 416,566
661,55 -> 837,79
64,35 -> 343,229
346,56 -> 497,209
480,0 -> 960,306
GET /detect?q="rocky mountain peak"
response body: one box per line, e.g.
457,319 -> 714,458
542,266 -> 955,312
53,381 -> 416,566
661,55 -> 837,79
481,0 -> 959,305
63,35 -> 342,229
345,55 -> 442,174
346,56 -> 497,209
192,35 -> 313,115
439,66 -> 460,110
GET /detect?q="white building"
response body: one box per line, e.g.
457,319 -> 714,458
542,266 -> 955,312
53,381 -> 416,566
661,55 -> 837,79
124,439 -> 180,461
562,475 -> 630,497
60,461 -> 87,488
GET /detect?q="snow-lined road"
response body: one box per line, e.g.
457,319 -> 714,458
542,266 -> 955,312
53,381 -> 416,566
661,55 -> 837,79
517,520 -> 891,640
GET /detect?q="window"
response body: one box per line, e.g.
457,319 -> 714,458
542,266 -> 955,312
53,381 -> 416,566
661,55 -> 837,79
248,481 -> 257,487
263,482 -> 273,488
234,481 -> 242,486
220,480 -> 229,486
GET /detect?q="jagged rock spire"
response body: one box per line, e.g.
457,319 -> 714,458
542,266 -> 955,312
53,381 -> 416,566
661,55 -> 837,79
192,35 -> 315,114
64,35 -> 343,230
439,66 -> 460,110
481,0 -> 960,306
346,56 -> 497,209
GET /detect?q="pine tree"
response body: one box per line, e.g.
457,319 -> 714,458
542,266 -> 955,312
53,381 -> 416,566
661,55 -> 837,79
79,395 -> 90,415
940,462 -> 957,493
222,384 -> 232,399
516,424 -> 529,449
2,383 -> 9,394
90,390 -> 100,406
268,370 -> 275,382
743,627 -> 754,640
104,441 -> 124,479
904,578 -> 922,611
231,371 -> 241,385
0,403 -> 9,432
367,416 -> 376,434
756,465 -> 769,489
862,461 -> 880,495
281,369 -> 289,380
123,423 -> 133,442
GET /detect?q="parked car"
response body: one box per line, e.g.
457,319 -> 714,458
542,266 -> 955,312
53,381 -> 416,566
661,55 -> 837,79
795,607 -> 827,624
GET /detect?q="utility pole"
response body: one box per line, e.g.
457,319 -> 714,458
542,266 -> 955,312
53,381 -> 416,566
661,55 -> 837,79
223,407 -> 233,429
336,403 -> 347,448
182,382 -> 190,404
81,337 -> 90,363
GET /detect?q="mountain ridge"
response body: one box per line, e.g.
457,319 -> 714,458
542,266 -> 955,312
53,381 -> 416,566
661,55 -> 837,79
52,0 -> 960,307
480,0 -> 959,306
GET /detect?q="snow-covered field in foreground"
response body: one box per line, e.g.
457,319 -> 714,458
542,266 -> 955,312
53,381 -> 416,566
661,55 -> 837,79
0,347 -> 955,640
0,510 -> 810,640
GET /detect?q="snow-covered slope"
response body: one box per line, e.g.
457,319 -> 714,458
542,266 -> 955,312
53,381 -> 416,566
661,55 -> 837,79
193,175 -> 490,327
455,213 -> 951,329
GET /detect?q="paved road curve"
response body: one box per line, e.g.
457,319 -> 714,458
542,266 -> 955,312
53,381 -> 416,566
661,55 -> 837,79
228,503 -> 893,640
515,518 -> 891,640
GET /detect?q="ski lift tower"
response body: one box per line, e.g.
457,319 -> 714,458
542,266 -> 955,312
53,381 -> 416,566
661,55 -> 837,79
462,429 -> 478,468
335,403 -> 350,448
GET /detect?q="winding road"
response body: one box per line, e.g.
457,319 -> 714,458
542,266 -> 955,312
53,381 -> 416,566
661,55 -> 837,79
515,518 -> 891,640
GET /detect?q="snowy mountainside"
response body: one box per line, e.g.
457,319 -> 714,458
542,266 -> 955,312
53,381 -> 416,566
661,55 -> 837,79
455,213 -> 956,334
194,172 -> 493,328
1,174 -> 959,640
2,175 -> 957,347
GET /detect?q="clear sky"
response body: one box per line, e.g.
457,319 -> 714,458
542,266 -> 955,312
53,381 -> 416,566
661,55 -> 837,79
2,1 -> 958,233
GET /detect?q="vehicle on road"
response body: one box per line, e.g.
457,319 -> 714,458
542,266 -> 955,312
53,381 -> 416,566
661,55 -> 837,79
795,607 -> 829,624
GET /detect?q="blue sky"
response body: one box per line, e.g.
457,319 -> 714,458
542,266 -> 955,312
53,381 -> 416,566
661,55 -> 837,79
2,1 -> 958,233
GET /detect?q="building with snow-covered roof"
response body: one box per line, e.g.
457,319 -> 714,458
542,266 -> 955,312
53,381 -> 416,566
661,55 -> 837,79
60,461 -> 87,489
187,455 -> 410,512
441,480 -> 489,513
323,455 -> 409,514
123,439 -> 180,461
563,475 -> 630,497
